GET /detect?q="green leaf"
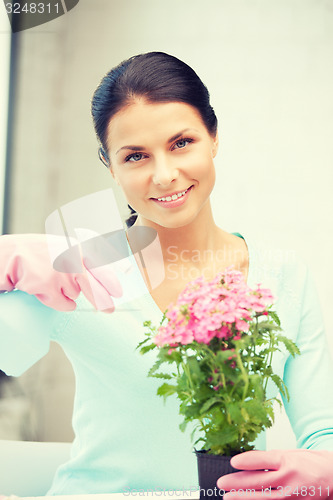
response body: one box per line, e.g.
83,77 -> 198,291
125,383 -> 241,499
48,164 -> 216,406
156,383 -> 177,402
271,374 -> 290,401
264,400 -> 275,423
195,384 -> 216,401
240,406 -> 250,422
277,335 -> 301,357
248,375 -> 265,400
210,406 -> 226,426
186,356 -> 205,384
256,321 -> 274,331
244,399 -> 271,426
139,343 -> 157,355
271,397 -> 283,409
206,427 -> 239,447
181,402 -> 203,420
228,402 -> 243,426
269,310 -> 281,327
199,397 -> 223,415
179,420 -> 188,433
151,372 -> 173,380
193,436 -> 206,447
147,359 -> 164,377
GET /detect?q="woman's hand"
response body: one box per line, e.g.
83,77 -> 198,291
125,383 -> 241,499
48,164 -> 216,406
217,449 -> 333,499
0,233 -> 123,312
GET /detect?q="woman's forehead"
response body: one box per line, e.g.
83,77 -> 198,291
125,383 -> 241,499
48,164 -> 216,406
106,100 -> 206,150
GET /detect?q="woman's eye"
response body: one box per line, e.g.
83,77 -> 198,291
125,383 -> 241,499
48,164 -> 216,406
125,153 -> 145,162
173,138 -> 193,150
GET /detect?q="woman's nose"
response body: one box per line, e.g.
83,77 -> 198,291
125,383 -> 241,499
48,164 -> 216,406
152,156 -> 179,187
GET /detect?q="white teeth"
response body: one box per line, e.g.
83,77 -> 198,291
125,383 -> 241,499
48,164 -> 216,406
157,188 -> 188,202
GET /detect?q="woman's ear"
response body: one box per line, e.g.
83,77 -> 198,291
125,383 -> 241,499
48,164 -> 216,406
212,131 -> 219,158
98,147 -> 110,168
99,147 -> 120,184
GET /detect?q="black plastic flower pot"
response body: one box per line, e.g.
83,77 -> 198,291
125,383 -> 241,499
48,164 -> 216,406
195,450 -> 239,499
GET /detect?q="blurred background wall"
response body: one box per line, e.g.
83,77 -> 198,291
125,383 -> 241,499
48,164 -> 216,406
0,0 -> 332,446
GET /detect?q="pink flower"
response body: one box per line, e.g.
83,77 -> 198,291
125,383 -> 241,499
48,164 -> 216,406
235,319 -> 250,332
153,267 -> 275,348
215,325 -> 231,338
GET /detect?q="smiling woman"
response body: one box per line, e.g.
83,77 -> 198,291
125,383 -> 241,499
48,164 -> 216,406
92,52 -> 219,230
106,101 -> 218,230
92,52 -> 217,232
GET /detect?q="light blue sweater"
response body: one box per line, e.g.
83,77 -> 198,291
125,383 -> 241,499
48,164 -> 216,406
0,233 -> 333,495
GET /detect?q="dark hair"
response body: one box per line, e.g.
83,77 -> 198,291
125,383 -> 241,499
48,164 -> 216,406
91,51 -> 218,226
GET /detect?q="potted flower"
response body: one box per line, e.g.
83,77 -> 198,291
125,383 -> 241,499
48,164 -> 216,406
138,268 -> 300,498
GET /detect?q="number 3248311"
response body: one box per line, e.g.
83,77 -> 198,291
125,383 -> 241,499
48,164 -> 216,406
5,3 -> 60,14
276,485 -> 330,497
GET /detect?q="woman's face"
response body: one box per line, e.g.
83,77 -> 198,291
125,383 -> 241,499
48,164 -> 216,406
106,99 -> 218,229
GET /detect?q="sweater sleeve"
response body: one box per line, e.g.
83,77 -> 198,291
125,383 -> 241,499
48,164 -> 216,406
0,290 -> 71,377
282,264 -> 333,450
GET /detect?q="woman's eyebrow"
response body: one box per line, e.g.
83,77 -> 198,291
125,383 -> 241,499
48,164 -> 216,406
167,128 -> 198,143
116,144 -> 145,155
116,128 -> 198,155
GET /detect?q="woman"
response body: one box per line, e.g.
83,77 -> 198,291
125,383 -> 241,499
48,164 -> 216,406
1,52 -> 333,497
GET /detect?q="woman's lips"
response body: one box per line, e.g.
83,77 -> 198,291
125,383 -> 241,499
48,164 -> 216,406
151,186 -> 193,208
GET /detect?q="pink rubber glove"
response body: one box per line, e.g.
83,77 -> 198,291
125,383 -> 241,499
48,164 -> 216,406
0,234 -> 122,312
217,449 -> 333,499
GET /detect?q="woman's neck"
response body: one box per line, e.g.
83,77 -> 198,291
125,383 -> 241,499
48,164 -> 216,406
130,201 -> 249,304
135,201 -> 222,260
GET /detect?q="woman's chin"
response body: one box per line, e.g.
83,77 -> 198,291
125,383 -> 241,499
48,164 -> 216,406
153,212 -> 200,230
